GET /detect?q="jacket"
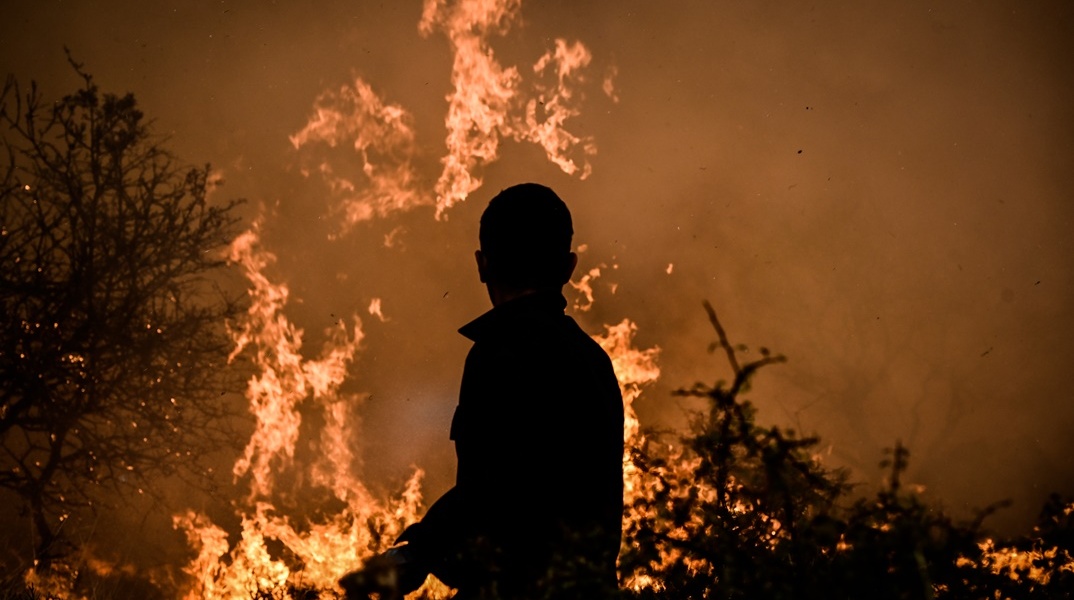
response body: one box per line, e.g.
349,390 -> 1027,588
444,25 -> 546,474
401,291 -> 624,599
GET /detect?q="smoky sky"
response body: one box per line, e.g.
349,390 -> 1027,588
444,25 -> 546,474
2,0 -> 1072,539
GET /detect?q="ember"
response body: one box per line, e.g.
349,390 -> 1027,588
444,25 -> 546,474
172,1 -> 617,597
3,0 -> 1074,598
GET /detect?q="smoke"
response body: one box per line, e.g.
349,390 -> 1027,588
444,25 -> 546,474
1,2 -> 1072,587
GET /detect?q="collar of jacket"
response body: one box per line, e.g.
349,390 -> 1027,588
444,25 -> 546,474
458,290 -> 568,342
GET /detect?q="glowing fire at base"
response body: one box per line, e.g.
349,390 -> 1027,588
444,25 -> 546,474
173,246 -> 663,598
12,1 -> 1074,598
165,0 -> 624,595
173,223 -> 439,599
962,536 -> 1074,588
171,1 -> 614,596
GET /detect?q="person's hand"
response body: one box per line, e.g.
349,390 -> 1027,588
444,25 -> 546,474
339,545 -> 424,599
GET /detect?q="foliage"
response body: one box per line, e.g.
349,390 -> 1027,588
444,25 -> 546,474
619,302 -> 1074,600
0,57 -> 1068,595
1,283 -> 1071,597
0,55 -> 244,568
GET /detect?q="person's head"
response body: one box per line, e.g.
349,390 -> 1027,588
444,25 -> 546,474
476,183 -> 577,304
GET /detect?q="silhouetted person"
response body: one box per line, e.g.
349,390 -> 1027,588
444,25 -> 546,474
341,184 -> 624,600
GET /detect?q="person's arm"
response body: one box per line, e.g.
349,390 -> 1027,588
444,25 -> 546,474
338,487 -> 471,598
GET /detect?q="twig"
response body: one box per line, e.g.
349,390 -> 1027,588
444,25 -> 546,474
702,300 -> 740,376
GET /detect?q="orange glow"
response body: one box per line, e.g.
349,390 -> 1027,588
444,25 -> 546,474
290,78 -> 428,232
420,0 -> 596,217
291,0 -> 598,228
968,535 -> 1074,587
174,222 -> 437,598
568,265 -> 603,312
174,236 -> 663,598
590,320 -> 670,590
172,3 -> 611,596
7,1 -> 1074,598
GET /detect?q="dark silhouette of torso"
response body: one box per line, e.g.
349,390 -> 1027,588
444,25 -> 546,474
400,291 -> 624,599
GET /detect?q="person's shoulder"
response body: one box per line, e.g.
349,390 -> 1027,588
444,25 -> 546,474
560,316 -> 616,361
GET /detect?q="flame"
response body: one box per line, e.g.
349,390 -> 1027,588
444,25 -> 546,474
173,3 -> 611,596
419,0 -> 521,215
522,38 -> 597,179
420,0 -> 597,216
290,78 -> 430,233
226,222 -> 366,500
292,0 -> 600,226
589,319 -> 679,591
964,534 -> 1074,587
23,564 -> 79,599
23,2 -> 1074,598
174,222 -> 434,599
592,319 -> 660,451
569,265 -> 603,312
23,549 -> 164,600
368,298 -> 388,322
176,240 -> 664,598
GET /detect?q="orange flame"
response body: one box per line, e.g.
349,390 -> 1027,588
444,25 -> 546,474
965,531 -> 1074,587
175,234 -> 664,599
590,319 -> 682,592
592,319 -> 660,451
226,222 -> 365,500
290,78 -> 429,233
291,0 -> 601,229
522,38 -> 596,178
175,2 -> 612,597
568,265 -> 603,312
420,0 -> 597,216
174,222 -> 434,599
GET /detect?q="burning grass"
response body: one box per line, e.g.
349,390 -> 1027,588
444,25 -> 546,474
7,300 -> 1073,599
616,302 -> 1074,600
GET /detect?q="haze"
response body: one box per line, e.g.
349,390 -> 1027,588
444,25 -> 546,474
2,0 -> 1071,544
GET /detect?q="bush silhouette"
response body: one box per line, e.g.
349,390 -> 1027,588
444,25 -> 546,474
618,302 -> 1073,600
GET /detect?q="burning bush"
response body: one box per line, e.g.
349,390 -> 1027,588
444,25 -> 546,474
0,55 -> 244,590
618,302 -> 1074,600
1,55 -> 1069,597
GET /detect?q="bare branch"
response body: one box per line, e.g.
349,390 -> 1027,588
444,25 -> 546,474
0,61 -> 246,566
703,299 -> 740,376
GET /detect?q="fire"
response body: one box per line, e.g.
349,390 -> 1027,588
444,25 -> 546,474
174,222 -> 434,599
568,265 -> 604,312
14,2 -> 1074,599
965,536 -> 1074,587
292,0 -> 600,227
172,233 -> 662,599
289,77 -> 429,233
173,3 -> 610,597
591,319 -> 659,457
420,0 -> 596,216
524,38 -> 597,179
419,0 -> 521,214
225,222 -> 366,501
589,320 -> 673,591
368,298 -> 388,322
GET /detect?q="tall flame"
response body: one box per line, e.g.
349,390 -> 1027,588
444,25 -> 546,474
523,38 -> 597,178
589,320 -> 679,592
174,222 -> 435,599
225,221 -> 366,499
592,319 -> 660,455
420,0 -> 596,216
290,79 -> 429,233
175,2 -> 611,597
419,0 -> 521,214
290,0 -> 601,230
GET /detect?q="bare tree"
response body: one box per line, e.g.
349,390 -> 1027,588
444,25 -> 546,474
0,57 -> 244,565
